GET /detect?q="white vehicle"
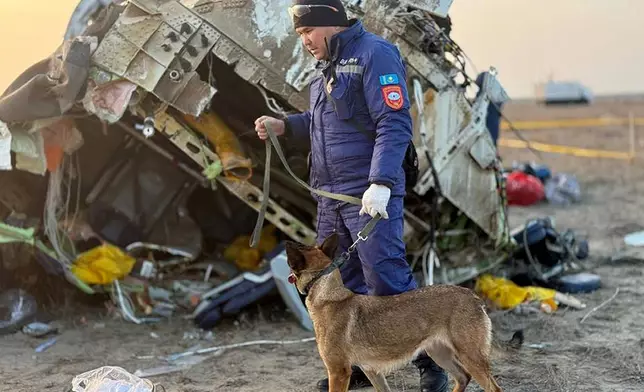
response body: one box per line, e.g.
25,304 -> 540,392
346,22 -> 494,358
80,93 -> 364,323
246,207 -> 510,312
535,80 -> 594,105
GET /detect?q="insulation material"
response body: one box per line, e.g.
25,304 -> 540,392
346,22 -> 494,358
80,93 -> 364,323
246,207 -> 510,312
41,118 -> 85,172
181,112 -> 253,180
0,36 -> 95,123
8,118 -> 83,175
11,131 -> 47,176
0,121 -> 11,170
82,79 -> 139,123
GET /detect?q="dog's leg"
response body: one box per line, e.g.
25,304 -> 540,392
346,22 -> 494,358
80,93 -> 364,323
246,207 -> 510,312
424,345 -> 471,392
326,365 -> 352,392
456,349 -> 501,392
359,367 -> 392,392
452,318 -> 502,392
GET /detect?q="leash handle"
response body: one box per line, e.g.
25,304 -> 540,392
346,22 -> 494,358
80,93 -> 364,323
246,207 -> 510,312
249,139 -> 272,248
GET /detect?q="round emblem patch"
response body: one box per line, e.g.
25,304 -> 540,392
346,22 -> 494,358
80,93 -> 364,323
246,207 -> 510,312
381,85 -> 404,110
387,91 -> 401,101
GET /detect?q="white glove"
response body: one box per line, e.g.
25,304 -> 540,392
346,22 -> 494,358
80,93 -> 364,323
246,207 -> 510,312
359,184 -> 391,219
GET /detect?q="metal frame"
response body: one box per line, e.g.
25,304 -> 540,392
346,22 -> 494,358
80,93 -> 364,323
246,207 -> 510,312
148,110 -> 318,246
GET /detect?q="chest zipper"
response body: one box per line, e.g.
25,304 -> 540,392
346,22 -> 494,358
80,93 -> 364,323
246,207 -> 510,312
313,72 -> 333,186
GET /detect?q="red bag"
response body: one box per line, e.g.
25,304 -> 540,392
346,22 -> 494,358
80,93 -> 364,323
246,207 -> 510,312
505,171 -> 545,206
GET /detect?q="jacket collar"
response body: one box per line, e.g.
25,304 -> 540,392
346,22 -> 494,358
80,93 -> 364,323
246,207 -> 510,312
316,19 -> 364,69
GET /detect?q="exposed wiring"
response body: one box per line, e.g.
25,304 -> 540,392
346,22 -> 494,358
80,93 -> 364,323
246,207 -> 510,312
255,83 -> 289,118
43,153 -> 82,268
165,337 -> 317,361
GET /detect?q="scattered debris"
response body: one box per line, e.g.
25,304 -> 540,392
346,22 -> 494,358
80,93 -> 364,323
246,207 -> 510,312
580,287 -> 620,324
35,337 -> 58,353
505,171 -> 545,206
545,173 -> 582,206
22,322 -> 59,338
71,366 -> 156,392
165,336 -> 317,362
624,231 -> 644,247
134,354 -> 214,378
475,274 -> 585,313
554,272 -> 601,294
72,243 -> 136,285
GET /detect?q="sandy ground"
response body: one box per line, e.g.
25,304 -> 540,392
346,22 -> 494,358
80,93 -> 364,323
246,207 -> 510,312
2,98 -> 644,392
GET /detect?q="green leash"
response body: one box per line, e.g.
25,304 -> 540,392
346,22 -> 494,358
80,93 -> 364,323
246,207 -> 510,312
249,121 -> 381,248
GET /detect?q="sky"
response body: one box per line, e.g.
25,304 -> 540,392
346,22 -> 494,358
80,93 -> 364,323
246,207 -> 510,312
0,0 -> 641,99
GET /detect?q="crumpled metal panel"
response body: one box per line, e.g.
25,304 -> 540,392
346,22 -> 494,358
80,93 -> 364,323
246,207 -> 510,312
143,23 -> 188,67
411,74 -> 508,241
91,1 -> 216,116
92,29 -> 140,76
124,52 -> 166,91
173,72 -> 217,115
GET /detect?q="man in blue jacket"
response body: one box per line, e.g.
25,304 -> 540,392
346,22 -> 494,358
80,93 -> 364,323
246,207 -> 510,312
255,1 -> 448,391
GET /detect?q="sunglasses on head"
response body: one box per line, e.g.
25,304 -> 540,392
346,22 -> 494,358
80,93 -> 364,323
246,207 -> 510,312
288,4 -> 339,18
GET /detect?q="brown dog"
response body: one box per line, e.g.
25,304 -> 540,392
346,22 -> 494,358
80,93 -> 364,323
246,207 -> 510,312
285,233 -> 522,392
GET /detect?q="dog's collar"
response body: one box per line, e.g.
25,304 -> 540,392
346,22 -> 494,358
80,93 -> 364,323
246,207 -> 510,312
302,253 -> 349,295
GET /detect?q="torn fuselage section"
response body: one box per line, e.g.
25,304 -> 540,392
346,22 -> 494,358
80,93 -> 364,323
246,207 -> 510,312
0,0 -> 519,326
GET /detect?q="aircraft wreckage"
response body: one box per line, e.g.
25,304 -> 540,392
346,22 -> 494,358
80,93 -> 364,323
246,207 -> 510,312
0,0 -> 516,325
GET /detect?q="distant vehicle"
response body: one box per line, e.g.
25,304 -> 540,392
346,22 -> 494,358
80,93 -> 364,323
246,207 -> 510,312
535,80 -> 593,105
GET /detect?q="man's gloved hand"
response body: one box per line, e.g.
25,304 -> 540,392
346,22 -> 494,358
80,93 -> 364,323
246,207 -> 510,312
359,184 -> 391,219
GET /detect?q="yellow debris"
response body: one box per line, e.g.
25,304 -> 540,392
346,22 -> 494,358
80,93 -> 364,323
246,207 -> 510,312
224,225 -> 278,271
71,243 -> 136,285
475,274 -> 558,311
181,111 -> 253,181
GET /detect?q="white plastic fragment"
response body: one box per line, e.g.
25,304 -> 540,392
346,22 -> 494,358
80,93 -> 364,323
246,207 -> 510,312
71,366 -> 154,392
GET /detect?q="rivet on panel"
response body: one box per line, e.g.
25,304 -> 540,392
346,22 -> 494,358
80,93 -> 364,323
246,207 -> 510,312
169,69 -> 182,82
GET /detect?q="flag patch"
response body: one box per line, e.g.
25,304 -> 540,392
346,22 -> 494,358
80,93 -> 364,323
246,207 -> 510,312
378,74 -> 399,86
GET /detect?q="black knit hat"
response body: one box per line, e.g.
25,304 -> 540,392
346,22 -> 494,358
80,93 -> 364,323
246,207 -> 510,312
290,0 -> 349,29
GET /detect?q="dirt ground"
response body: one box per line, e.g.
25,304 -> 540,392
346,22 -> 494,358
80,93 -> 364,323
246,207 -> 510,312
2,98 -> 644,392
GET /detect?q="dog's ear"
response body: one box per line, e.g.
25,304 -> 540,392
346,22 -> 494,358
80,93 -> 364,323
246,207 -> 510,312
285,241 -> 306,272
319,232 -> 339,259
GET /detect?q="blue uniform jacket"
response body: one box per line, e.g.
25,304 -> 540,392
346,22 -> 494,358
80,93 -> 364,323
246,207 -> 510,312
285,20 -> 413,204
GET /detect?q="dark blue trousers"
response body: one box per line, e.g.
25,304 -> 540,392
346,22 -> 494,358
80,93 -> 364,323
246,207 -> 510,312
315,196 -> 417,296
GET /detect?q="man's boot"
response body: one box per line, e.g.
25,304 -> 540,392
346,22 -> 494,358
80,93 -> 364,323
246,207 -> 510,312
316,365 -> 372,391
412,352 -> 449,392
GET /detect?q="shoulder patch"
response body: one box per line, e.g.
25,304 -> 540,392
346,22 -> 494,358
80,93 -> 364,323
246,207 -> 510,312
379,74 -> 399,86
382,85 -> 404,110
